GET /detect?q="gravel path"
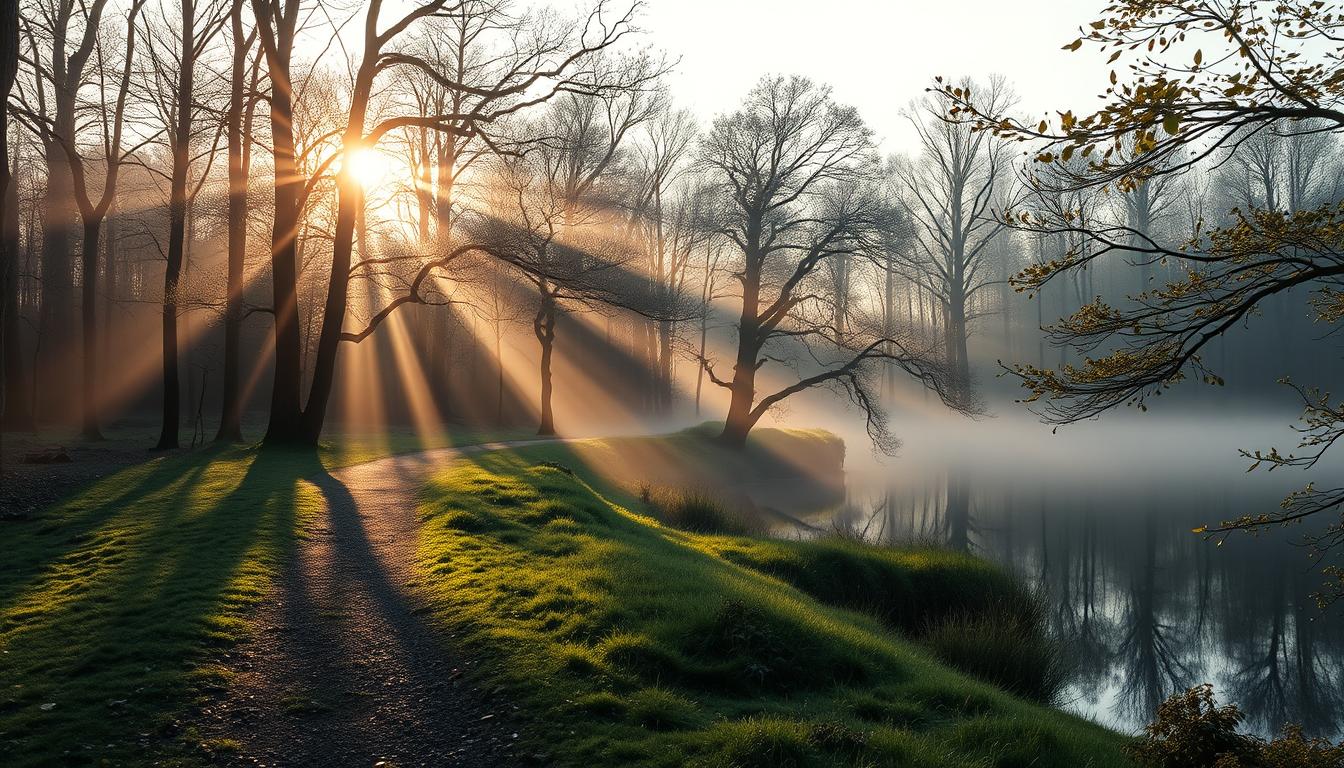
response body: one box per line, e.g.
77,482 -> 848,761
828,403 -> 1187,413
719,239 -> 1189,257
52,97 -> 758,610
201,441 -> 560,767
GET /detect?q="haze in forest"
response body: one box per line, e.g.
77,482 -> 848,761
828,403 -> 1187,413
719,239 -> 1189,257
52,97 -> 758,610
2,0 -> 1343,764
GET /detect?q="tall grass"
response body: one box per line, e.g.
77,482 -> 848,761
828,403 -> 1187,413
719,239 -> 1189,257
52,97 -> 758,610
638,484 -> 765,536
921,598 -> 1069,704
729,533 -> 1068,704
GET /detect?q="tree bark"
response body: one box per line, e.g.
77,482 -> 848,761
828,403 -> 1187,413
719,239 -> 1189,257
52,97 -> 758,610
534,285 -> 556,436
0,1 -> 30,431
720,230 -> 762,449
259,1 -> 305,445
299,56 -> 377,444
79,219 -> 102,438
217,0 -> 252,442
154,0 -> 197,451
102,205 -> 116,376
39,138 -> 76,425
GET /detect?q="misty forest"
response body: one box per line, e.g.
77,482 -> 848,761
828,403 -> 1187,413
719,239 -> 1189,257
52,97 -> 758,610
1,0 -> 1343,765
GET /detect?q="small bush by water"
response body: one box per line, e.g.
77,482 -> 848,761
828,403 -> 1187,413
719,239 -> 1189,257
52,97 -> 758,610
1127,684 -> 1344,768
638,484 -> 764,535
921,599 -> 1068,704
719,533 -> 1067,704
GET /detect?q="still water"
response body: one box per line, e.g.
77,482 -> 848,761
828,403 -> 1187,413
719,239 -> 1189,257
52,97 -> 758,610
759,412 -> 1344,739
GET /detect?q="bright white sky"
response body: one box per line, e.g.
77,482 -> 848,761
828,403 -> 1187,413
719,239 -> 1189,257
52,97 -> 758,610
639,0 -> 1111,155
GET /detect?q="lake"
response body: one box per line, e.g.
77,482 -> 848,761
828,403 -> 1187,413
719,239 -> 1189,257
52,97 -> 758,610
757,411 -> 1344,739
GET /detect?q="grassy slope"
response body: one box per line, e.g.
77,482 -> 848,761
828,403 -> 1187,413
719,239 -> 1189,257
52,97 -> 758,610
0,427 -> 519,767
415,436 -> 1130,768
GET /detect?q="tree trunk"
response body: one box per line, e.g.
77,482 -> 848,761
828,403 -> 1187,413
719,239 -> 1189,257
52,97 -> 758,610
720,234 -> 762,449
155,0 -> 196,451
535,286 -> 556,436
300,143 -> 363,444
1,115 -> 30,430
217,2 -> 250,443
720,325 -> 758,447
494,322 -> 504,425
102,206 -> 116,376
80,219 -> 102,438
39,141 -> 76,425
657,318 -> 673,413
262,47 -> 305,445
948,287 -> 970,401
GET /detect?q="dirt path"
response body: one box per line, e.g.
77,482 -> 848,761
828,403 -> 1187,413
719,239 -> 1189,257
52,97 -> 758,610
201,441 -> 559,767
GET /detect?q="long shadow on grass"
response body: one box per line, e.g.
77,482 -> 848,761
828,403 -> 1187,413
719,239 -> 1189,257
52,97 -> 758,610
219,450 -> 500,764
0,446 -> 307,768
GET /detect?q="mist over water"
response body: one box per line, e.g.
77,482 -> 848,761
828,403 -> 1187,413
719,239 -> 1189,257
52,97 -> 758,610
759,409 -> 1344,739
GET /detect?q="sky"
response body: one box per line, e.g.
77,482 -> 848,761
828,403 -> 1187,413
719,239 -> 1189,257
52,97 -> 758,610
638,0 -> 1111,155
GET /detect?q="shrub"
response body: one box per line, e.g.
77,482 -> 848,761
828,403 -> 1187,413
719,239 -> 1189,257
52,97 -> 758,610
1260,725 -> 1344,768
1126,685 -> 1344,768
639,485 -> 763,536
921,599 -> 1067,704
726,538 -> 1037,636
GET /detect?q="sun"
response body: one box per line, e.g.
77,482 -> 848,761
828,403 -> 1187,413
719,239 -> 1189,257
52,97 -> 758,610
345,147 -> 396,192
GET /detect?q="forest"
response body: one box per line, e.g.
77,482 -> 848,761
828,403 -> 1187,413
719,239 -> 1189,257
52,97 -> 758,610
1,0 -> 1343,766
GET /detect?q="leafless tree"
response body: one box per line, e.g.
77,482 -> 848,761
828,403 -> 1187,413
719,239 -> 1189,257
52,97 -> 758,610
252,0 -> 650,445
699,75 -> 961,450
0,0 -> 25,430
471,144 -> 657,435
626,105 -> 699,413
18,0 -> 111,425
891,77 -> 1017,401
215,0 -> 259,442
140,0 -> 228,449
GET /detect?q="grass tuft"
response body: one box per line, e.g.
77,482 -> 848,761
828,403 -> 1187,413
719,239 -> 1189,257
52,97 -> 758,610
923,600 -> 1069,704
627,687 -> 698,730
638,485 -> 764,536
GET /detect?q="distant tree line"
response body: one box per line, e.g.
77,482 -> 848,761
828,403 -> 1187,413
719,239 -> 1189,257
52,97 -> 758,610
0,0 -> 1339,471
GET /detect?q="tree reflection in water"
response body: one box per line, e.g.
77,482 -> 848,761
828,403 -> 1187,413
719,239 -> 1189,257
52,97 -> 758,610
799,463 -> 1344,738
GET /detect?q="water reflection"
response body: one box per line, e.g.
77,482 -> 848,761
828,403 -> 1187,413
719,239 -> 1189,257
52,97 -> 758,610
780,416 -> 1344,738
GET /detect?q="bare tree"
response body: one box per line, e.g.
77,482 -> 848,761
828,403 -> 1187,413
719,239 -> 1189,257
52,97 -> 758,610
141,0 -> 228,450
472,145 -> 658,435
0,0 -> 26,430
892,77 -> 1017,400
252,0 -> 648,445
627,106 -> 699,413
215,0 -> 259,442
20,0 -> 111,424
699,76 -> 961,450
62,0 -> 146,438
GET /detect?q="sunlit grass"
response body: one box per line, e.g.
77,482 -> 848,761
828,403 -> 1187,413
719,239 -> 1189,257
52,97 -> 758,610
0,445 -> 322,766
414,441 -> 1131,767
0,426 -> 525,766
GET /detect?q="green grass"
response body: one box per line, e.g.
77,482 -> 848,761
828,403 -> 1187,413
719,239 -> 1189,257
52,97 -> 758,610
1,425 -> 1127,767
414,440 -> 1131,767
0,425 -> 523,767
0,445 -> 321,766
638,485 -> 766,535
